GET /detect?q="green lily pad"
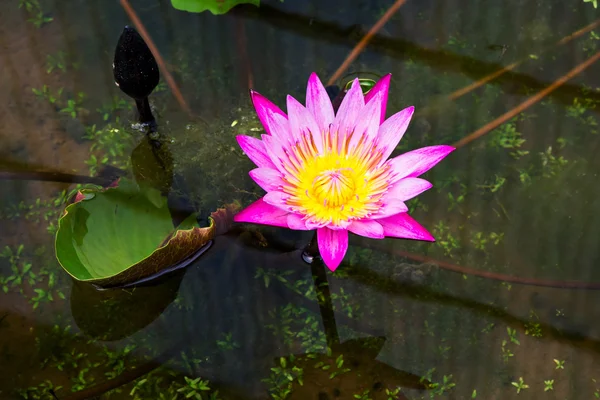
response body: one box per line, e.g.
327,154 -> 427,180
170,0 -> 259,15
55,178 -> 233,288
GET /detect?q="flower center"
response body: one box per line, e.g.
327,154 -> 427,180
280,132 -> 392,227
311,168 -> 356,208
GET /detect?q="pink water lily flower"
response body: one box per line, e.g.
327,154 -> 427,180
234,73 -> 455,271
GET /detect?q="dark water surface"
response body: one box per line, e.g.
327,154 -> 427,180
2,0 -> 600,399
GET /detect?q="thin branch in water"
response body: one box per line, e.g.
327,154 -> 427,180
231,4 -> 600,108
258,230 -> 600,291
235,16 -> 254,90
0,162 -> 125,186
326,0 -> 407,86
55,341 -> 181,400
0,170 -> 111,186
446,18 -> 600,102
452,50 -> 600,149
364,241 -> 600,290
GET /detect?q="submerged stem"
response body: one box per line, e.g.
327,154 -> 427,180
302,231 -> 320,262
305,232 -> 340,348
134,97 -> 156,126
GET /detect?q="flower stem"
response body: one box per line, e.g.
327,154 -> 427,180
306,232 -> 340,348
134,97 -> 156,127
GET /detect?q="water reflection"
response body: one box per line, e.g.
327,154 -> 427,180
70,272 -> 184,341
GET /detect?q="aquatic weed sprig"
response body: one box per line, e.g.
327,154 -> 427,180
18,0 -> 53,27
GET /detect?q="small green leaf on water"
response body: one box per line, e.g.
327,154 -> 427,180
344,78 -> 377,95
170,0 -> 259,15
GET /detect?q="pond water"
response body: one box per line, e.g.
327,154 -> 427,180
2,0 -> 600,399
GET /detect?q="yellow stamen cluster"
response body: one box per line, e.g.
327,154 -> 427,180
280,131 -> 392,227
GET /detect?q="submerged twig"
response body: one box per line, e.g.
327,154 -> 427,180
254,229 -> 600,291
453,50 -> 600,149
232,4 -> 600,108
55,341 -> 251,400
0,170 -> 112,186
56,341 -> 180,400
446,18 -> 600,102
327,0 -> 407,86
243,230 -> 600,359
119,0 -> 193,118
235,16 -> 254,89
346,261 -> 600,358
0,162 -> 125,186
364,242 -> 600,290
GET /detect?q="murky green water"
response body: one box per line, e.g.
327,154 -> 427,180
2,0 -> 600,399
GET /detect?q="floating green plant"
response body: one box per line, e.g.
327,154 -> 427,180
265,337 -> 430,399
54,178 -> 235,288
343,77 -> 377,95
170,0 -> 259,15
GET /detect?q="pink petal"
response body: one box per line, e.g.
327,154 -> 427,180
263,191 -> 291,211
364,74 -> 391,123
331,79 -> 364,140
287,95 -> 323,152
250,90 -> 288,138
249,168 -> 284,192
376,106 -> 415,163
233,199 -> 289,228
378,212 -> 435,241
387,145 -> 455,182
287,213 -> 310,230
261,134 -> 288,173
306,72 -> 334,136
236,135 -> 278,170
317,227 -> 349,271
269,113 -> 292,145
348,219 -> 384,239
384,177 -> 432,201
348,90 -> 383,153
371,200 -> 408,219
